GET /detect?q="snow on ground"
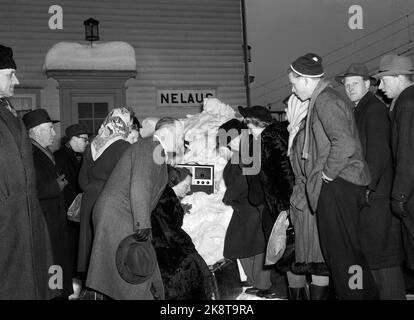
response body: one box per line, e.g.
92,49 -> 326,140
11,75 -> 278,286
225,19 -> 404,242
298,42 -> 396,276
236,288 -> 286,300
43,41 -> 136,71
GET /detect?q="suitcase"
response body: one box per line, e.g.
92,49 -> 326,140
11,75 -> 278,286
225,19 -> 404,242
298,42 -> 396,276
209,258 -> 242,300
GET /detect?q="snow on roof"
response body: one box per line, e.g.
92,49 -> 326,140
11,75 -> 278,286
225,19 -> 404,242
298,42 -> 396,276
43,41 -> 136,71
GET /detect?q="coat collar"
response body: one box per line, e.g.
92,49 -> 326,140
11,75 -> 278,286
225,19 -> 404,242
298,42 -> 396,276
31,139 -> 55,165
353,91 -> 373,117
302,79 -> 331,159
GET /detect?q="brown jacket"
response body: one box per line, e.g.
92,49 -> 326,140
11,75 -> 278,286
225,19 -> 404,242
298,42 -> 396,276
303,81 -> 371,211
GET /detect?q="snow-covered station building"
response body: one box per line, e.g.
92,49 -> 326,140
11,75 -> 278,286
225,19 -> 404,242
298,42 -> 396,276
0,0 -> 248,137
0,1 -> 254,289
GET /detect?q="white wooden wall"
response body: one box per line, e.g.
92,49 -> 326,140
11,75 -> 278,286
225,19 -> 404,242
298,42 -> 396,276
0,0 -> 247,120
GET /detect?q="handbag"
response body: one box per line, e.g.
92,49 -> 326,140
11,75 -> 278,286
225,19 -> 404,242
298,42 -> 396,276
67,193 -> 82,223
275,219 -> 295,272
265,210 -> 290,265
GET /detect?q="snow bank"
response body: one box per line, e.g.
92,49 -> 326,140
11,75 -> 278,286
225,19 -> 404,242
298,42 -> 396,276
43,41 -> 136,71
141,97 -> 239,265
180,98 -> 236,265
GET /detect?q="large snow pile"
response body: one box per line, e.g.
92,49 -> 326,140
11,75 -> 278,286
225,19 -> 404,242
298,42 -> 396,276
141,98 -> 238,265
43,41 -> 136,71
180,98 -> 237,265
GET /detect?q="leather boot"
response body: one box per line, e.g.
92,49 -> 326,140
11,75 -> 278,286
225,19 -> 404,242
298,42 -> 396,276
288,287 -> 309,300
310,284 -> 330,300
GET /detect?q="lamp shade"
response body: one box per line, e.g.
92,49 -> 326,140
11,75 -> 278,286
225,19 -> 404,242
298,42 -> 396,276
83,18 -> 99,42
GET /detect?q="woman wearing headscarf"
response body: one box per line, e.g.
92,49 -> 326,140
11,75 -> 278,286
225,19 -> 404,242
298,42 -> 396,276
151,166 -> 214,300
285,94 -> 329,300
77,107 -> 134,282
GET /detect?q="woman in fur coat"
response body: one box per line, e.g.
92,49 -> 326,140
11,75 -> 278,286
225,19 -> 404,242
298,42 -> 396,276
151,166 -> 214,300
238,105 -> 295,299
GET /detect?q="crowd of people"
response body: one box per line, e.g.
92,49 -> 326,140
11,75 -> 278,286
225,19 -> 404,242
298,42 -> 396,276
1,43 -> 414,300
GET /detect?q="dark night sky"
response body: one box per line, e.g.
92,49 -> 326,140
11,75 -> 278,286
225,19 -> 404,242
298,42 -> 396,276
246,0 -> 414,109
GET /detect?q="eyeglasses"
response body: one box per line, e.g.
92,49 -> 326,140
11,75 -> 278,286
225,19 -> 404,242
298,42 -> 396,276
76,136 -> 89,142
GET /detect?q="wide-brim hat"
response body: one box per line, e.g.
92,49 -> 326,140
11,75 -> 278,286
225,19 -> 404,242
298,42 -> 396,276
335,63 -> 376,85
115,234 -> 156,285
22,108 -> 59,131
238,105 -> 272,123
65,123 -> 89,139
372,54 -> 414,79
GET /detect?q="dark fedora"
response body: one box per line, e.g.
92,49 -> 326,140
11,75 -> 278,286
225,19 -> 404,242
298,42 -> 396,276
115,234 -> 157,285
238,105 -> 272,123
335,63 -> 376,85
22,108 -> 59,130
0,45 -> 17,70
65,123 -> 88,139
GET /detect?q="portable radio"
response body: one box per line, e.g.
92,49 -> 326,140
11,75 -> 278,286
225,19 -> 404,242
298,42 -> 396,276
176,164 -> 215,194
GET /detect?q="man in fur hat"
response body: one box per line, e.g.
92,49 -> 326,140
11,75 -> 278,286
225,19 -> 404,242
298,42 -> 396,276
287,53 -> 378,299
0,44 -> 56,299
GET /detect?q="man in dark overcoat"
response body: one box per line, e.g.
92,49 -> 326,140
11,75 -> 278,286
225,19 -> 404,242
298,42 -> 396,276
373,55 -> 414,274
337,63 -> 405,299
23,108 -> 74,298
0,45 -> 56,299
54,123 -> 89,298
86,117 -> 185,300
55,123 -> 89,211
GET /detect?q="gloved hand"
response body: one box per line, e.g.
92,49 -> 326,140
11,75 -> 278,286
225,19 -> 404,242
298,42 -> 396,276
391,199 -> 408,218
134,228 -> 151,242
182,203 -> 193,215
363,189 -> 371,208
56,174 -> 68,191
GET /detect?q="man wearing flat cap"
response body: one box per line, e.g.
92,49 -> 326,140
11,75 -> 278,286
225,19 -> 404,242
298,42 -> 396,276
336,63 -> 404,299
373,54 -> 414,273
54,123 -> 89,298
55,124 -> 89,212
0,45 -> 56,299
23,108 -> 74,298
287,53 -> 378,299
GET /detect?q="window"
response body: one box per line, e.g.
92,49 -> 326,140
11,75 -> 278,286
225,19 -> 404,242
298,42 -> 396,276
8,92 -> 38,117
77,102 -> 108,135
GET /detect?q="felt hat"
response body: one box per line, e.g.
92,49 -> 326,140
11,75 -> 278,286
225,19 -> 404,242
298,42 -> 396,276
238,105 -> 272,123
115,234 -> 157,284
65,123 -> 89,139
22,109 -> 59,130
372,55 -> 414,79
0,45 -> 17,70
335,63 -> 376,85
